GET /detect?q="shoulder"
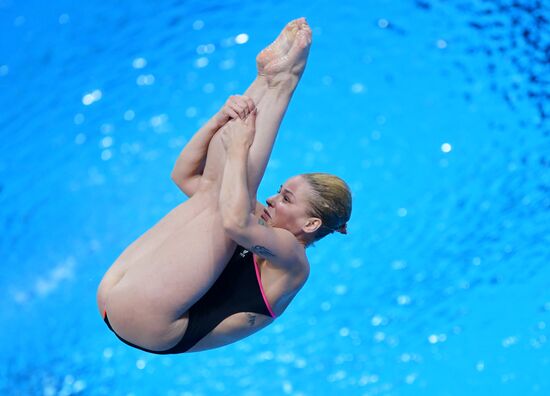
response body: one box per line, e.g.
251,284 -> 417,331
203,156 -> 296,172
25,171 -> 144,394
257,253 -> 310,316
223,212 -> 307,273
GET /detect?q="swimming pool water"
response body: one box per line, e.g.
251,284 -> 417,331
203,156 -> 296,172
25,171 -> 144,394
1,0 -> 549,395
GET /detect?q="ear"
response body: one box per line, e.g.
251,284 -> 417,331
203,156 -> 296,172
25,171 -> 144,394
303,217 -> 322,234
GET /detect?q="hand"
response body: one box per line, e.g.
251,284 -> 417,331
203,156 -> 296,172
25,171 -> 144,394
214,95 -> 256,127
220,108 -> 257,152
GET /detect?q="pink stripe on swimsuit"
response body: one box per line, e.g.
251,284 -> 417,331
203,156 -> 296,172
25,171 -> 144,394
253,254 -> 276,318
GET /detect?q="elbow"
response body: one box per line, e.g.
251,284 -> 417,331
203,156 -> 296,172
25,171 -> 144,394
170,169 -> 181,182
170,170 -> 191,187
170,164 -> 189,183
221,216 -> 240,233
170,171 -> 179,184
221,213 -> 248,234
170,173 -> 184,189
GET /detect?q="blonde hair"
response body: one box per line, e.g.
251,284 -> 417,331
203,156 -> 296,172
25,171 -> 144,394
301,173 -> 352,243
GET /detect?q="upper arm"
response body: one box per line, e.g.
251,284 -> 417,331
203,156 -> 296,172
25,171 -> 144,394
224,213 -> 305,272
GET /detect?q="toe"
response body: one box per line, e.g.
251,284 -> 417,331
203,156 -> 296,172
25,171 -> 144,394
290,30 -> 309,51
286,19 -> 299,31
287,17 -> 307,31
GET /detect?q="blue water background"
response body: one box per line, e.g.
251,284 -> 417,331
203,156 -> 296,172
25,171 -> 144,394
1,0 -> 549,395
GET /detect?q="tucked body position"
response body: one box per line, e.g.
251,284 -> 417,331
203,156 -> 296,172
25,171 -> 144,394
96,18 -> 352,354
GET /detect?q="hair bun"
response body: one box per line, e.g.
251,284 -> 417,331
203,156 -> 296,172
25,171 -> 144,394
338,223 -> 348,234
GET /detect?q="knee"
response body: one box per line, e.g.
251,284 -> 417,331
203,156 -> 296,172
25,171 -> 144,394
96,272 -> 123,318
195,178 -> 222,203
96,285 -> 107,318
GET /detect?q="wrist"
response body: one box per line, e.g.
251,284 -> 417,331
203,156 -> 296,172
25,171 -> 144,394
210,113 -> 227,130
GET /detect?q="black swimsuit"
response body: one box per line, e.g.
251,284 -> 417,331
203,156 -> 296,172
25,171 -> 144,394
103,245 -> 276,354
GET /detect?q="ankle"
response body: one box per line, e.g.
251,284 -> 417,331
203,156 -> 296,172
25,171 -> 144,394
266,73 -> 300,90
243,76 -> 269,103
255,74 -> 269,85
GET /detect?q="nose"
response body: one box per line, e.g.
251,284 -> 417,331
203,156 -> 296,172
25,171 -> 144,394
266,194 -> 277,207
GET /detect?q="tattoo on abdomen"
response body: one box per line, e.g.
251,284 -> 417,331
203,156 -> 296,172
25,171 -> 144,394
252,245 -> 275,257
247,313 -> 257,326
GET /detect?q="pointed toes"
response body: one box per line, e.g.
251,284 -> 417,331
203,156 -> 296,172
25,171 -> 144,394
295,29 -> 312,48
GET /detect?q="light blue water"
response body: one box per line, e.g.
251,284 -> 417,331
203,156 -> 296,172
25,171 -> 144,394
1,0 -> 549,395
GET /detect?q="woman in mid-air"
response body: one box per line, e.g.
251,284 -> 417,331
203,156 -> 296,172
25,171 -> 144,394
97,18 -> 352,354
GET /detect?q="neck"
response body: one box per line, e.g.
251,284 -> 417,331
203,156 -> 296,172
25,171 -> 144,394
295,234 -> 311,248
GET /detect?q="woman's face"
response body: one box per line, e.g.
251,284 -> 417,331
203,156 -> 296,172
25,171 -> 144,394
263,175 -> 313,234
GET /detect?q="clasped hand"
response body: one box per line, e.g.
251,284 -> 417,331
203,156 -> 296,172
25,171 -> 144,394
215,95 -> 256,124
216,95 -> 258,152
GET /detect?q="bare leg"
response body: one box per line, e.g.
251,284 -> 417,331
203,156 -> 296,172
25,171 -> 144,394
97,19 -> 312,351
200,19 -> 312,199
98,20 -> 306,310
99,19 -> 310,311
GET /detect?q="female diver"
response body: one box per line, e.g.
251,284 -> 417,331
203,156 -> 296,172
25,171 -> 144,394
97,18 -> 352,354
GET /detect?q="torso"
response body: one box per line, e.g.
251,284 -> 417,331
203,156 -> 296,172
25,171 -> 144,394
188,253 -> 309,352
100,192 -> 309,352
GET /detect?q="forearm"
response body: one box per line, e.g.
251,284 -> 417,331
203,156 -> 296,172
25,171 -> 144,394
170,117 -> 221,182
220,147 -> 253,229
171,76 -> 268,183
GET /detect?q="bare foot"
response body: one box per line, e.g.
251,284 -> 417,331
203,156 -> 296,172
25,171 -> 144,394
256,18 -> 312,84
256,18 -> 303,75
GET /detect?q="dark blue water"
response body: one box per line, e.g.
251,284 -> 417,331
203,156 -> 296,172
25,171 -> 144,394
1,0 -> 549,395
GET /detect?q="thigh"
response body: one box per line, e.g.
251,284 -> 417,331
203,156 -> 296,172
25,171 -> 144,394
96,193 -> 211,316
103,189 -> 241,347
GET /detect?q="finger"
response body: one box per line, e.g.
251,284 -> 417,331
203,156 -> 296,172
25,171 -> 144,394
234,97 -> 249,118
229,99 -> 245,118
244,96 -> 255,113
227,95 -> 237,106
229,103 -> 245,119
245,108 -> 257,126
226,107 -> 240,120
